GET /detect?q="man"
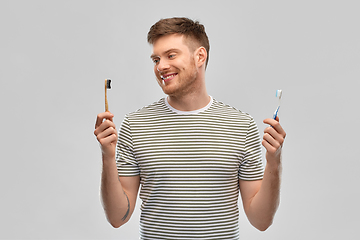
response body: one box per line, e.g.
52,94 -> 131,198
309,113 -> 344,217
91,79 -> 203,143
94,17 -> 286,239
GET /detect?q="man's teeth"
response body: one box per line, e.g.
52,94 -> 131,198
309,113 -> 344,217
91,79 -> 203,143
161,74 -> 175,80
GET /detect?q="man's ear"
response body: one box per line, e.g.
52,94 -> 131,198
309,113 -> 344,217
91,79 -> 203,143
195,47 -> 207,68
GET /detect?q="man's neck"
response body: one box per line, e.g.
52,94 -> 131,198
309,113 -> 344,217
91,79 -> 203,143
167,89 -> 210,112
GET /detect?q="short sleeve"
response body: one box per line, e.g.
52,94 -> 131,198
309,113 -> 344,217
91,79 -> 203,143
238,117 -> 264,180
116,115 -> 140,176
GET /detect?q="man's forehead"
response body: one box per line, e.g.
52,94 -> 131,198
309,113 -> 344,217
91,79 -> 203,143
151,35 -> 187,57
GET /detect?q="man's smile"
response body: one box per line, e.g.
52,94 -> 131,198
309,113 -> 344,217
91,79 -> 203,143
161,73 -> 178,82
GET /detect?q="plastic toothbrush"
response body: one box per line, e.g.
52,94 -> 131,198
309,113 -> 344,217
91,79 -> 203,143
273,89 -> 282,120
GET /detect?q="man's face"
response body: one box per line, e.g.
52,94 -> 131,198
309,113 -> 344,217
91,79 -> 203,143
151,34 -> 199,97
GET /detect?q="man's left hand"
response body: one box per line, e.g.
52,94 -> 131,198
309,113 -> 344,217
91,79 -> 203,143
262,116 -> 286,165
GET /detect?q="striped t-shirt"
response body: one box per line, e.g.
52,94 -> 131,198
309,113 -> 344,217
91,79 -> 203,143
116,96 -> 264,239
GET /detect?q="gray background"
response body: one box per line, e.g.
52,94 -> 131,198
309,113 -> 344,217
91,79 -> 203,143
1,0 -> 359,239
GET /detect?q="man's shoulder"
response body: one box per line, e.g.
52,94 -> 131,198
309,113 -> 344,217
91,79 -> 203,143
211,98 -> 253,120
126,98 -> 168,118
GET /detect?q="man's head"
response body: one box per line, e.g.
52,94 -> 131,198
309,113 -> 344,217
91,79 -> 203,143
147,17 -> 210,68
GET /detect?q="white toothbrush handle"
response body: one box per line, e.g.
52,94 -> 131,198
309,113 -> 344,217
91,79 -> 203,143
273,106 -> 280,120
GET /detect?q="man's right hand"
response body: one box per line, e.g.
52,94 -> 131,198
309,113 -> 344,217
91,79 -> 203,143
94,112 -> 117,159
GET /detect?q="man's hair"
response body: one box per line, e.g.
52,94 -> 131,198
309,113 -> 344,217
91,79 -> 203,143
147,17 -> 210,68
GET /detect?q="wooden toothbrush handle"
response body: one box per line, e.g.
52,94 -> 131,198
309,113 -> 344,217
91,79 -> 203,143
105,80 -> 109,112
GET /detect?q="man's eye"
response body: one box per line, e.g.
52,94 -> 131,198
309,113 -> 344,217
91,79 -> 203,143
169,54 -> 175,59
153,59 -> 159,64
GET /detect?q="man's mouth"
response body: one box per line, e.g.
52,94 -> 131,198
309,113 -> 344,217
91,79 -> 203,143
161,73 -> 177,82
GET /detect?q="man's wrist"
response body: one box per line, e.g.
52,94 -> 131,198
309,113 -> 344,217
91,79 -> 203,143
265,160 -> 282,174
102,153 -> 116,163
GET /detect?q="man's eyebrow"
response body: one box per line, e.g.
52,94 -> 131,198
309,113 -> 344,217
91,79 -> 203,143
150,48 -> 180,59
150,53 -> 158,59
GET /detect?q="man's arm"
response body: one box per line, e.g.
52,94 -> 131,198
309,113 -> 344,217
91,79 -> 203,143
95,112 -> 140,228
239,117 -> 286,231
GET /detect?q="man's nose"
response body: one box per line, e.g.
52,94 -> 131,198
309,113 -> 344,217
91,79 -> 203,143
157,59 -> 170,72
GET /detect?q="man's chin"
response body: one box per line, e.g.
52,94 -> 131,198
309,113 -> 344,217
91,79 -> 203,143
161,85 -> 177,96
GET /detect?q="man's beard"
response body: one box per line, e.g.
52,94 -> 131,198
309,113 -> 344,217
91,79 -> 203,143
160,60 -> 198,97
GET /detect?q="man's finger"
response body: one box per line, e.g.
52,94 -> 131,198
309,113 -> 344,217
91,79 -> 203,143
96,125 -> 117,142
263,118 -> 286,138
95,112 -> 114,129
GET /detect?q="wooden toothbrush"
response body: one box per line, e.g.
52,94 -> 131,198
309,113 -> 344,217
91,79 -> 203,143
105,79 -> 111,112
